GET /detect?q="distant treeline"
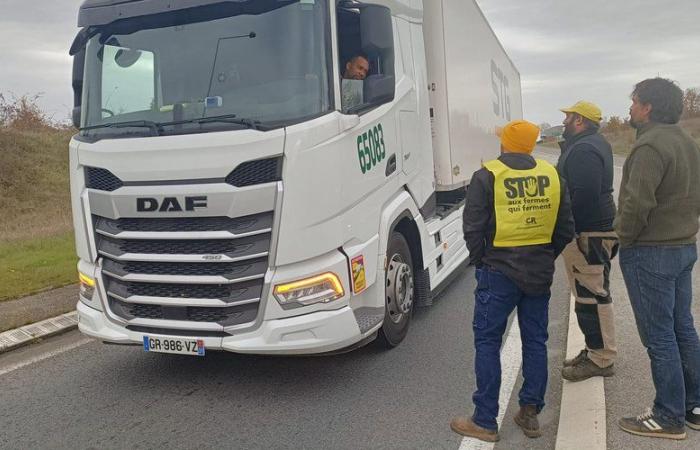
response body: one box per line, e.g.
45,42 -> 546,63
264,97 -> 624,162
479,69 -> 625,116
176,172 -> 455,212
536,88 -> 700,135
603,88 -> 700,132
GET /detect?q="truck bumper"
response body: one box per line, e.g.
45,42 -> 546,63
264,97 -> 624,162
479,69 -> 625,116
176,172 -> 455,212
77,301 -> 367,355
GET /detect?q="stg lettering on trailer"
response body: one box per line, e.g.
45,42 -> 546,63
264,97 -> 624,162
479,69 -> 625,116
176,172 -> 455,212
491,59 -> 512,121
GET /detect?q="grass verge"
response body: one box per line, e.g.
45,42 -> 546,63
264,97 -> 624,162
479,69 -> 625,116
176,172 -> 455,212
0,232 -> 77,302
0,128 -> 74,241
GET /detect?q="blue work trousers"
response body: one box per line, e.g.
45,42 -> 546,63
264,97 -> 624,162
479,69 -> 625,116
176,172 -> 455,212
471,267 -> 551,431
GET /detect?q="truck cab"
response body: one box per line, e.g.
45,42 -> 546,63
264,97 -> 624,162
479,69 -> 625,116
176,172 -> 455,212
70,0 -> 521,356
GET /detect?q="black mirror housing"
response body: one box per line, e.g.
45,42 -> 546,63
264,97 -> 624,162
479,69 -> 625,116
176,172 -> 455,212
72,107 -> 82,129
72,47 -> 85,128
359,4 -> 395,108
360,5 -> 393,55
364,74 -> 395,105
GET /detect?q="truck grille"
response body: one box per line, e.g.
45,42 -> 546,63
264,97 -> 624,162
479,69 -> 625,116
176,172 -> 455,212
86,157 -> 281,192
96,214 -> 272,233
86,167 -> 123,191
125,303 -> 163,320
99,235 -> 268,256
226,158 -> 282,187
96,211 -> 273,330
107,279 -> 262,301
103,258 -> 267,278
108,298 -> 259,327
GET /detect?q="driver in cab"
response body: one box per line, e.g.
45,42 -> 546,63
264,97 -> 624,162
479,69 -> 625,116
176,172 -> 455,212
341,54 -> 369,111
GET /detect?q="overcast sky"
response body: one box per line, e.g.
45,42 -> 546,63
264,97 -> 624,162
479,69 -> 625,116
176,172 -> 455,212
1,0 -> 698,126
478,0 -> 700,126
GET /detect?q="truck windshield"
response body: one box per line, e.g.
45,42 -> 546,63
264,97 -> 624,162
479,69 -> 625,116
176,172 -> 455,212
80,0 -> 331,138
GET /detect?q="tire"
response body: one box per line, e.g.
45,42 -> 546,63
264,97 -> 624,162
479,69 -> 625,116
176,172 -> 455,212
378,231 -> 415,348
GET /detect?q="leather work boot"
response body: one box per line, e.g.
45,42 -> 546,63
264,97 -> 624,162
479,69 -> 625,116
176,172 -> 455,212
563,349 -> 588,367
450,417 -> 499,442
514,405 -> 542,438
561,357 -> 614,382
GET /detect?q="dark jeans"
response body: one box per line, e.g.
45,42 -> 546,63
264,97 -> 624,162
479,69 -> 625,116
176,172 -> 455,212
471,267 -> 550,431
619,244 -> 700,427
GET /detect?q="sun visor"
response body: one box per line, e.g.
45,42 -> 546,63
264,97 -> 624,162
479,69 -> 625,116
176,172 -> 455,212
77,0 -> 295,27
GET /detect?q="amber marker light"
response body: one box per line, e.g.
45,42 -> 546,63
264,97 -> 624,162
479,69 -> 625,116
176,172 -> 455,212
273,272 -> 345,306
78,271 -> 96,303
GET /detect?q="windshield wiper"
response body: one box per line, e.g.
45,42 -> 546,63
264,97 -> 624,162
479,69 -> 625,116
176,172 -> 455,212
80,120 -> 161,136
161,114 -> 263,131
80,115 -> 263,137
197,116 -> 262,130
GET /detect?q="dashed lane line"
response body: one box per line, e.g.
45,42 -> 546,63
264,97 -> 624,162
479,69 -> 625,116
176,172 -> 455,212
0,337 -> 93,377
459,319 -> 523,450
555,294 -> 606,450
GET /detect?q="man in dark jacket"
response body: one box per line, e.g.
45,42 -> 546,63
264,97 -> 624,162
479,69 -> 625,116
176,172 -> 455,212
451,120 -> 574,442
556,101 -> 619,382
616,78 -> 700,440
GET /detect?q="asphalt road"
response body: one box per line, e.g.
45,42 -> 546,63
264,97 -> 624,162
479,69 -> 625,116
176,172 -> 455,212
0,260 -> 573,450
2,147 -> 699,449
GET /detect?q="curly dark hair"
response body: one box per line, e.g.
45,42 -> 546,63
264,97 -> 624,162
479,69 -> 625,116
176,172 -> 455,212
632,78 -> 684,124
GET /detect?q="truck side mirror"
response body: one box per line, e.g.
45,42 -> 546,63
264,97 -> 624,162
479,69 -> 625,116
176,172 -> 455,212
364,74 -> 395,105
72,107 -> 82,129
360,5 -> 393,56
360,4 -> 395,107
72,47 -> 85,129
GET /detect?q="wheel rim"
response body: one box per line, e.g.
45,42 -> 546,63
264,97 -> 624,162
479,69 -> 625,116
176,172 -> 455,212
386,253 -> 414,324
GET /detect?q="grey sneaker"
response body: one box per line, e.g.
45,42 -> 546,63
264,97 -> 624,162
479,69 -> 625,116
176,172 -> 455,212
619,408 -> 686,440
514,405 -> 541,438
561,357 -> 614,382
563,349 -> 588,367
687,409 -> 700,430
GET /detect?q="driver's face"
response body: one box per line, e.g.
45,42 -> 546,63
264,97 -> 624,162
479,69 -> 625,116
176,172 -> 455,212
345,57 -> 369,80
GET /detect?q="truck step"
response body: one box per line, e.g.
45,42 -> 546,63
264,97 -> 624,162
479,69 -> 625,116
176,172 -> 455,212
414,267 -> 433,308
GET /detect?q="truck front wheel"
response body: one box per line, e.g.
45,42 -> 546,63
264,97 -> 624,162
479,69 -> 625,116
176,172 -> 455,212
378,231 -> 414,347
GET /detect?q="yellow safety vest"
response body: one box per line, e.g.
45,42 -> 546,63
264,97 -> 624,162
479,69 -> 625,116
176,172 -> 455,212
483,158 -> 561,247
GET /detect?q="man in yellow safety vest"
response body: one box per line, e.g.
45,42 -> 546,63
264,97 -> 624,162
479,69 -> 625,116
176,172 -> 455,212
451,120 -> 574,442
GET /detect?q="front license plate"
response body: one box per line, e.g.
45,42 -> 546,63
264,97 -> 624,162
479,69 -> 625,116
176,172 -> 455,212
143,336 -> 205,356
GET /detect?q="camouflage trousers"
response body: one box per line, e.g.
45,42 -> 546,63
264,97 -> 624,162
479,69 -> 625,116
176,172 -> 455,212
562,231 -> 619,368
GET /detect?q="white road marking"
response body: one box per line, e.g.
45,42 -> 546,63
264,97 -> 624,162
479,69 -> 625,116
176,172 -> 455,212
0,337 -> 93,377
555,294 -> 606,450
458,319 -> 522,450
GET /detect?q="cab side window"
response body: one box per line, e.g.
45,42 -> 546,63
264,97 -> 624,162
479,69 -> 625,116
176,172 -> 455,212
337,2 -> 395,114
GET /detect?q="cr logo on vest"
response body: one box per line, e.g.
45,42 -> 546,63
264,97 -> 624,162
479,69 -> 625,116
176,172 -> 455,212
503,176 -> 551,199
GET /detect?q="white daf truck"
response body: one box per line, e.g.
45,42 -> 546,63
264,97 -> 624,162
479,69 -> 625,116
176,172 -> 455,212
69,0 -> 522,356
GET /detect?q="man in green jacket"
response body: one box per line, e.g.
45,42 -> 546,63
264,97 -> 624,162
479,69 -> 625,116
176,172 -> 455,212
616,77 -> 700,440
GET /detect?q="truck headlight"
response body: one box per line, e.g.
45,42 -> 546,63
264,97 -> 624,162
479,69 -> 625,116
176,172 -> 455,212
78,272 -> 96,301
273,273 -> 344,306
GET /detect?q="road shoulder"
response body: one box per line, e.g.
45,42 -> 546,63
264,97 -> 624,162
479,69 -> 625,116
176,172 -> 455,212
0,284 -> 77,333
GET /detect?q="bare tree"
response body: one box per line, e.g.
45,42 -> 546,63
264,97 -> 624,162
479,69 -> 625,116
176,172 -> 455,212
682,88 -> 700,119
0,92 -> 56,130
604,115 -> 624,132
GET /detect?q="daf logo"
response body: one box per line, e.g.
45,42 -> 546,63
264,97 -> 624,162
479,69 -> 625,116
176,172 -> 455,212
136,196 -> 208,212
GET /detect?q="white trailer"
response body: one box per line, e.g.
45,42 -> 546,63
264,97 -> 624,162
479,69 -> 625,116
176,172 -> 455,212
424,0 -> 523,189
69,0 -> 522,356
